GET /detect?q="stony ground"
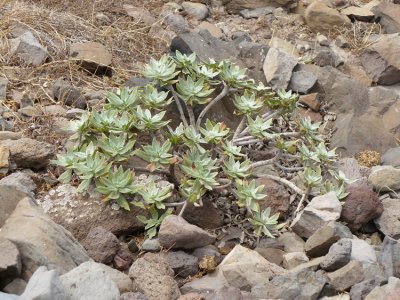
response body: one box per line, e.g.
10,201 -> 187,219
1,0 -> 400,299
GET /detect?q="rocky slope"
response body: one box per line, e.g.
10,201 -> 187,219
1,0 -> 400,299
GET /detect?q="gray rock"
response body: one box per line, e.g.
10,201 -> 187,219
289,256 -> 326,274
304,1 -> 350,33
349,239 -> 377,263
181,245 -> 285,295
277,232 -> 305,253
0,138 -> 55,170
368,165 -> 400,192
379,236 -> 400,278
99,263 -> 134,294
316,34 -> 329,46
375,198 -> 400,238
2,278 -> 27,295
166,251 -> 199,277
254,238 -> 285,266
61,261 -> 120,300
0,198 -> 90,278
371,3 -> 400,34
69,42 -> 112,76
239,6 -> 274,18
313,48 -> 343,67
0,238 -> 21,280
0,172 -> 36,196
283,252 -> 309,270
288,71 -> 317,94
251,268 -> 326,300
127,240 -> 139,253
129,253 -> 181,300
305,222 -> 352,257
335,35 -> 349,48
9,31 -> 48,65
192,245 -> 222,265
327,261 -> 364,292
360,34 -> 400,85
350,278 -> 386,300
120,292 -> 149,300
382,147 -> 400,167
320,239 -> 352,271
141,238 -> 161,252
338,158 -> 366,182
291,192 -> 342,238
20,266 -> 66,300
164,14 -> 190,34
0,292 -> 18,299
263,47 -> 298,90
159,215 -> 216,250
0,77 -> 7,99
182,2 -> 208,20
125,77 -> 152,88
81,226 -> 120,264
365,277 -> 400,300
0,185 -> 29,227
52,78 -> 86,109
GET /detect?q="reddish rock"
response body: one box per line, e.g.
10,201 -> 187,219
299,93 -> 321,112
341,183 -> 383,232
113,248 -> 133,271
256,177 -> 290,218
81,226 -> 120,264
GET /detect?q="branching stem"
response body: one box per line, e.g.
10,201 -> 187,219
233,116 -> 246,141
167,85 -> 189,127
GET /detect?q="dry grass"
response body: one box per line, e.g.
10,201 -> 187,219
0,0 -> 169,140
356,150 -> 381,168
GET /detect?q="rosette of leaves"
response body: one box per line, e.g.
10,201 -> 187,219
134,106 -> 169,131
97,133 -> 136,162
223,155 -> 251,179
135,139 -> 176,171
234,179 -> 266,212
233,90 -> 263,115
142,54 -> 179,86
141,85 -> 172,110
200,119 -> 229,144
137,207 -> 173,239
176,76 -> 215,105
134,181 -> 173,210
95,166 -> 141,210
246,116 -> 275,139
106,87 -> 141,112
249,207 -> 284,238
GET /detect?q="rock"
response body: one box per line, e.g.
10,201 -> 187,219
320,238 -> 352,271
340,182 -> 382,232
335,35 -> 349,48
350,278 -> 385,300
349,238 -> 377,263
269,37 -> 299,57
197,22 -> 223,39
0,186 -> 30,227
9,31 -> 48,65
70,42 -> 112,76
141,238 -> 161,252
18,105 -> 42,119
0,197 -> 90,278
313,47 -> 344,67
382,147 -> 400,167
164,14 -> 190,34
129,253 -> 181,300
81,226 -> 120,264
288,71 -> 317,94
0,171 -> 36,196
2,278 -> 27,295
61,261 -> 120,299
283,252 -> 309,270
255,177 -> 290,217
178,292 -> 205,300
378,236 -> 400,278
239,6 -> 274,18
327,260 -> 364,292
304,1 -> 350,34
371,3 -> 400,34
43,104 -> 68,116
360,34 -> 400,85
365,277 -> 400,300
224,0 -> 295,14
277,232 -> 305,253
182,2 -> 209,20
121,292 -> 149,300
179,198 -> 224,230
236,41 -> 270,82
254,238 -> 285,266
158,215 -> 215,250
291,192 -> 342,239
20,266 -> 66,300
305,221 -> 352,257
289,256 -> 326,273
192,245 -> 222,265
251,268 -> 326,300
0,145 -> 9,175
298,93 -> 321,111
0,77 -> 7,99
0,292 -> 17,299
181,245 -> 286,295
37,184 -> 146,241
0,238 -> 21,281
123,5 -> 156,25
52,77 -> 86,109
0,131 -> 22,141
127,240 -> 139,254
0,138 -> 54,169
337,157 -> 367,182
166,251 -> 199,277
375,198 -> 400,238
263,47 -> 298,90
316,34 -> 329,46
341,6 -> 375,22
99,263 -> 134,294
113,247 -> 133,271
368,165 -> 400,192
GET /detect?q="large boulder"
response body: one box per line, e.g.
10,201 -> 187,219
371,3 -> 400,34
37,184 -> 146,241
360,34 -> 400,85
304,1 -> 350,33
0,186 -> 29,227
0,197 -> 90,279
